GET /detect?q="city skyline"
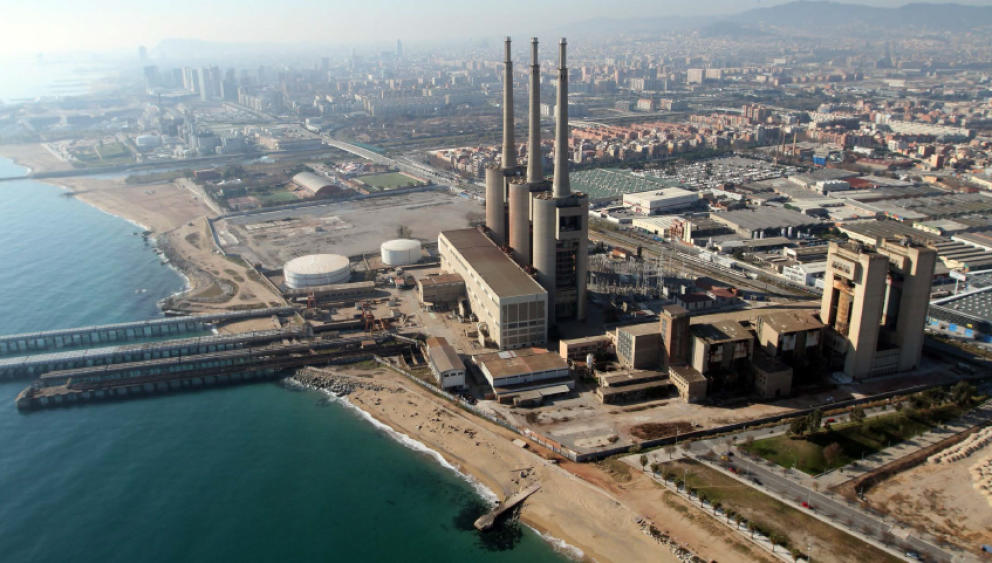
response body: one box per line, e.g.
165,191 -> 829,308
2,0 -> 991,56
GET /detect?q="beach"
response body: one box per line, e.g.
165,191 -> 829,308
297,366 -> 775,563
0,143 -> 285,313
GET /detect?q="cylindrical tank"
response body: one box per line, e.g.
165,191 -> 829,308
380,239 -> 422,266
485,166 -> 506,245
507,178 -> 532,266
283,254 -> 350,289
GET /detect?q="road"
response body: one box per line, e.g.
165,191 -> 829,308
321,136 -> 463,186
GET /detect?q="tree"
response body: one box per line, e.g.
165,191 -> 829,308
665,445 -> 676,460
806,408 -> 823,434
851,405 -> 866,424
951,381 -> 976,408
639,454 -> 649,469
789,417 -> 808,436
397,224 -> 412,238
823,442 -> 843,468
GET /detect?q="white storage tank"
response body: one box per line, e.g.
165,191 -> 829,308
380,239 -> 422,267
283,254 -> 350,289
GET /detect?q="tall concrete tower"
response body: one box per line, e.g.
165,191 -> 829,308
552,38 -> 570,198
501,36 -> 516,169
485,36 -> 522,246
526,37 -> 542,184
531,38 -> 589,324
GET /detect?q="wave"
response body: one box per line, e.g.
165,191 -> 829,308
531,526 -> 585,561
317,387 -> 499,505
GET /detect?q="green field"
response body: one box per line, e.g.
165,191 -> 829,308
356,172 -> 424,190
742,404 -> 968,475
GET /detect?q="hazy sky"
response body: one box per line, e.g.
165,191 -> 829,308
1,0 -> 990,56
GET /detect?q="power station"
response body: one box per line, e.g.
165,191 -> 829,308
484,37 -> 589,324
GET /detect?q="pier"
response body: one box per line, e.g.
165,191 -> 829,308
0,328 -> 300,380
0,307 -> 295,356
473,483 -> 541,531
15,334 -> 412,411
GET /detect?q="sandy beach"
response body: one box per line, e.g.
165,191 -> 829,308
0,144 -> 285,313
297,366 -> 774,563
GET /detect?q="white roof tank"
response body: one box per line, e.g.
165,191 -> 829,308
380,239 -> 422,267
283,254 -> 350,289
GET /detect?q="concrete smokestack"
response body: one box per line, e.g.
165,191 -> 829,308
552,38 -> 570,198
501,36 -> 516,169
526,37 -> 542,184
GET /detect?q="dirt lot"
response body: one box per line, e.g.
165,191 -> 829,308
216,190 -> 483,269
867,439 -> 992,552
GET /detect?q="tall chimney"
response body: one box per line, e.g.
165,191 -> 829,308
552,38 -> 570,198
527,37 -> 542,184
502,36 -> 516,169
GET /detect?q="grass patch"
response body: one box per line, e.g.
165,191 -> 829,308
356,172 -> 423,190
743,404 -> 968,475
598,458 -> 633,483
659,459 -> 900,562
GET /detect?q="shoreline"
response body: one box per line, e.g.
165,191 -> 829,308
291,368 -> 684,563
294,377 -> 587,561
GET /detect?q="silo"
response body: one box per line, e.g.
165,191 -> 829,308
380,239 -> 422,266
484,166 -> 506,245
507,177 -> 532,265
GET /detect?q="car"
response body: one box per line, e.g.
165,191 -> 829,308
904,551 -> 921,560
801,501 -> 812,509
826,418 -> 836,424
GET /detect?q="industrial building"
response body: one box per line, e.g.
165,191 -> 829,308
479,37 -> 589,325
416,273 -> 466,311
424,337 -> 465,390
711,207 -> 824,239
475,348 -> 572,403
438,229 -> 547,349
292,172 -> 339,198
622,187 -> 699,215
615,323 -> 661,369
283,254 -> 351,289
820,240 -> 936,379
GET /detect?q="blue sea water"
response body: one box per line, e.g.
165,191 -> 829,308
0,156 -> 568,562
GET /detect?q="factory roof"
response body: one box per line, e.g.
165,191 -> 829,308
425,337 -> 464,374
439,228 -> 546,299
839,220 -> 943,246
758,311 -> 824,334
690,320 -> 753,343
711,207 -> 822,232
616,322 -> 660,337
477,348 -> 569,380
418,273 -> 465,288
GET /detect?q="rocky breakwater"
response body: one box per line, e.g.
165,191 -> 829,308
293,367 -> 390,397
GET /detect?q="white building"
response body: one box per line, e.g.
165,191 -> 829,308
622,187 -> 698,215
425,337 -> 465,390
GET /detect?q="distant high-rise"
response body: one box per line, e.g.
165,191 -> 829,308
396,39 -> 403,59
138,45 -> 148,62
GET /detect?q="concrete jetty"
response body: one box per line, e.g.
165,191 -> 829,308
474,483 -> 541,531
0,307 -> 295,357
15,335 -> 410,411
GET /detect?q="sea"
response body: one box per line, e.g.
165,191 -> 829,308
0,156 -> 570,563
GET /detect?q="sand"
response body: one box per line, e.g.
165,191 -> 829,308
0,143 -> 73,174
867,439 -> 992,552
305,366 -> 774,563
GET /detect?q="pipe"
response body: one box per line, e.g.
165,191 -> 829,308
552,38 -> 570,198
502,36 -> 516,169
527,37 -> 542,184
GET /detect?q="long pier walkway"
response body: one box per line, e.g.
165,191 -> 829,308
473,483 -> 541,531
0,307 -> 295,357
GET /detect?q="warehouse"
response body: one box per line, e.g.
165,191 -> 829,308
622,187 -> 698,215
710,207 -> 824,239
292,172 -> 340,198
438,228 -> 547,350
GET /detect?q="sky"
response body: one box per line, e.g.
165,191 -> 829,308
1,0 -> 990,56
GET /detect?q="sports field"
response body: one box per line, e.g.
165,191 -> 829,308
355,172 -> 424,190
